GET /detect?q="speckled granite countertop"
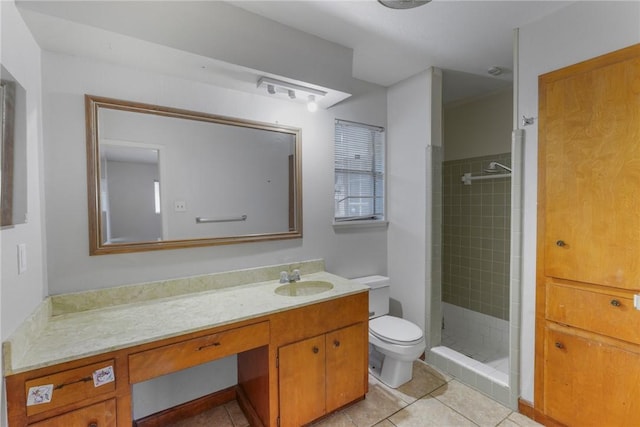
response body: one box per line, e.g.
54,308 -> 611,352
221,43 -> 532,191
3,260 -> 368,375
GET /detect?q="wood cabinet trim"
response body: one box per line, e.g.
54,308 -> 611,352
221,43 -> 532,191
535,42 -> 640,422
129,321 -> 270,383
6,292 -> 368,427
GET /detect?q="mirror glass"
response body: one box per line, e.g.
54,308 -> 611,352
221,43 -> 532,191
1,66 -> 28,228
86,95 -> 302,254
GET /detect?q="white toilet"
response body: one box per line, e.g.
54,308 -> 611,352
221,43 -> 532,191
353,275 -> 426,388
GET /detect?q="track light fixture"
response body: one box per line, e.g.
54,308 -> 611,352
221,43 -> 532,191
307,95 -> 318,112
257,76 -> 327,112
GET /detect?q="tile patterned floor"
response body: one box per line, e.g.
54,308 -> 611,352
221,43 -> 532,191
171,360 -> 541,427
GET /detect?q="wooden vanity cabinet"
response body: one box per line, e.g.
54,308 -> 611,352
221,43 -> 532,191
536,44 -> 640,425
271,292 -> 369,427
5,291 -> 368,427
278,322 -> 366,427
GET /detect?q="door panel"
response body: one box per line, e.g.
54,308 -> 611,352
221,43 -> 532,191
325,322 -> 366,412
542,53 -> 640,289
544,328 -> 640,426
278,335 -> 325,427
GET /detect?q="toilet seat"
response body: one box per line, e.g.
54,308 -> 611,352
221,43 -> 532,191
369,315 -> 423,345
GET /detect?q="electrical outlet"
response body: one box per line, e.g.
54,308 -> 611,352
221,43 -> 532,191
174,201 -> 187,212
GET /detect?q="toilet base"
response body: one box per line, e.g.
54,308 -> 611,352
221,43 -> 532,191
369,346 -> 414,388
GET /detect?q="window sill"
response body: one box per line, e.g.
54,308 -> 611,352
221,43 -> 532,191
332,220 -> 389,230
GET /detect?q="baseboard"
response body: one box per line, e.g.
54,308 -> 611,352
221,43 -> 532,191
134,386 -> 237,427
517,398 -> 536,419
518,398 -> 566,427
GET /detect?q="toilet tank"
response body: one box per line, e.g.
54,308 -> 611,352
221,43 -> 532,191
352,275 -> 390,318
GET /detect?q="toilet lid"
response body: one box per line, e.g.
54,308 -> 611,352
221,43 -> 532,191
369,315 -> 424,345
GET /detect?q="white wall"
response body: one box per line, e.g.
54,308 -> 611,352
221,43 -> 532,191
0,1 -> 48,423
41,51 -> 388,295
444,88 -> 513,161
517,1 -> 640,404
387,68 -> 441,332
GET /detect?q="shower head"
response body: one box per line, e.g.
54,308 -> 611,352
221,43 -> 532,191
484,161 -> 512,173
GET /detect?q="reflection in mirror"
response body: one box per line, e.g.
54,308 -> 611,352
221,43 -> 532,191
100,141 -> 162,243
1,66 -> 28,227
86,95 -> 302,255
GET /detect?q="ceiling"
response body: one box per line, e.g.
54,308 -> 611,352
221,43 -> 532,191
17,0 -> 573,105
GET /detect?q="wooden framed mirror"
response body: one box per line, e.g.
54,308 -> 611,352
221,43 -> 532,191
86,95 -> 302,255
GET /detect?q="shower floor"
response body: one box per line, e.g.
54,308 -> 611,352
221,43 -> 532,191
441,329 -> 509,376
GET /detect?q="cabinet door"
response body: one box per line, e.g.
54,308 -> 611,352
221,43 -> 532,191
540,47 -> 640,288
544,327 -> 640,426
278,335 -> 325,427
325,322 -> 366,413
30,399 -> 116,427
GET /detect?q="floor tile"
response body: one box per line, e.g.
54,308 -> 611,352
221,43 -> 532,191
505,411 -> 543,427
167,405 -> 234,427
372,420 -> 396,427
390,361 -> 449,403
497,418 -> 521,427
341,381 -> 406,426
430,380 -> 512,427
224,400 -> 250,426
311,411 -> 357,427
388,395 -> 476,427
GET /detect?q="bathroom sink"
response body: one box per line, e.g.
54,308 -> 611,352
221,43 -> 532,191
275,281 -> 334,297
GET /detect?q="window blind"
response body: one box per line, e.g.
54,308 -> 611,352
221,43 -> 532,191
334,119 -> 385,222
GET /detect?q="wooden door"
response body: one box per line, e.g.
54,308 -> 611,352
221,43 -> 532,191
278,335 -> 325,427
540,45 -> 640,289
30,399 -> 116,427
537,44 -> 640,424
325,322 -> 366,413
544,327 -> 640,426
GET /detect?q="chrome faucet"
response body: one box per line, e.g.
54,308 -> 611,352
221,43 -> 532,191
279,269 -> 301,283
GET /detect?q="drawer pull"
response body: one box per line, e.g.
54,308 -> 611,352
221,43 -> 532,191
555,342 -> 565,349
333,340 -> 341,348
54,376 -> 92,390
556,240 -> 566,247
312,346 -> 319,354
610,299 -> 621,307
88,423 -> 98,427
197,342 -> 221,351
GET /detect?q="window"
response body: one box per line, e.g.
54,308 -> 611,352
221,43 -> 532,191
334,119 -> 385,222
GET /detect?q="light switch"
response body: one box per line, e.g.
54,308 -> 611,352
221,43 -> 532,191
17,244 -> 27,274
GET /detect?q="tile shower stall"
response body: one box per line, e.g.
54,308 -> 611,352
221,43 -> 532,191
436,152 -> 511,385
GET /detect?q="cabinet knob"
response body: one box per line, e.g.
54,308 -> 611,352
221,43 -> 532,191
312,346 -> 319,354
555,342 -> 564,349
611,299 -> 621,307
333,340 -> 341,348
556,240 -> 566,247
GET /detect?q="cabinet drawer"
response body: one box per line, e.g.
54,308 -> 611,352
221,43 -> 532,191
546,282 -> 640,344
25,360 -> 115,417
129,321 -> 269,383
30,398 -> 116,427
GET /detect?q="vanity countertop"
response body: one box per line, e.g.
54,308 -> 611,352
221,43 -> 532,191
3,270 -> 368,375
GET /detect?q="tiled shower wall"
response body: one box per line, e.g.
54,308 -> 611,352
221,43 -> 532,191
442,153 -> 511,321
